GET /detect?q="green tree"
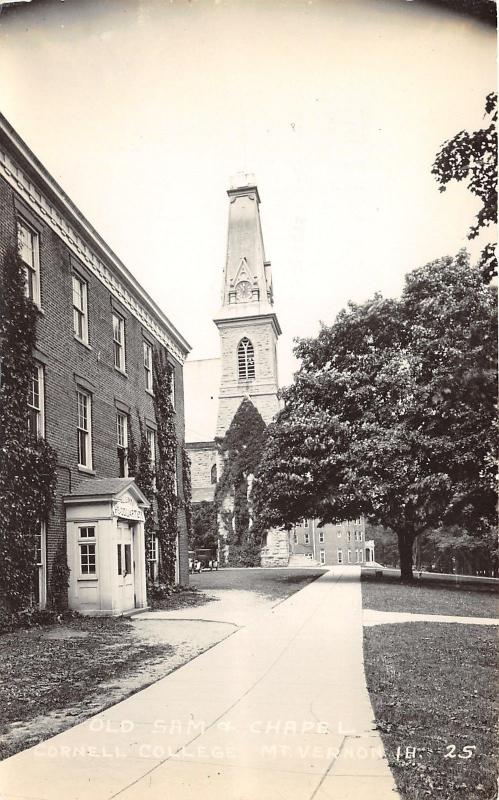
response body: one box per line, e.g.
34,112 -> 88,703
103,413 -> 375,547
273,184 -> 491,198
253,253 -> 497,581
432,92 -> 497,281
191,501 -> 218,551
0,245 -> 57,610
215,397 -> 267,565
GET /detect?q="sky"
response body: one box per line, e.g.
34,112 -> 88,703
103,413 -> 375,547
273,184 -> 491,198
0,0 -> 496,386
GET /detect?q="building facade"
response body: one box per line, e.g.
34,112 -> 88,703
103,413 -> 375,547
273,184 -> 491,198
185,174 -> 288,564
289,519 -> 375,566
0,114 -> 190,614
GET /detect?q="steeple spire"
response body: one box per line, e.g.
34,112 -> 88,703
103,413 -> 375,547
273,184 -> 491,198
219,173 -> 275,316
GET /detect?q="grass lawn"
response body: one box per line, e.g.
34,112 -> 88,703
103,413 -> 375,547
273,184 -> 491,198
0,615 -> 170,761
362,582 -> 498,800
362,578 -> 498,618
190,567 -> 326,600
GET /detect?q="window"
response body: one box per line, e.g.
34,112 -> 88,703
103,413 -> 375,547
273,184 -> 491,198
359,549 -> 363,563
34,521 -> 47,608
143,342 -> 153,391
320,549 -> 326,565
337,530 -> 342,538
237,337 -> 255,381
170,369 -> 175,408
347,549 -> 352,563
117,412 -> 128,477
72,274 -> 88,342
113,313 -> 125,371
124,544 -> 132,575
355,549 -> 359,563
337,549 -> 343,564
147,534 -> 158,563
28,364 -> 44,438
146,428 -> 156,469
210,463 -> 217,484
18,218 -> 40,305
293,531 -> 298,544
147,534 -> 158,581
79,526 -> 96,575
319,530 -> 324,543
77,390 -> 92,468
304,532 -> 310,545
347,531 -> 351,542
117,543 -> 122,575
359,530 -> 363,542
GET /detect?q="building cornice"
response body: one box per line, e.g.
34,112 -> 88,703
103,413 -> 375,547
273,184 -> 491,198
0,113 -> 191,363
213,310 -> 282,337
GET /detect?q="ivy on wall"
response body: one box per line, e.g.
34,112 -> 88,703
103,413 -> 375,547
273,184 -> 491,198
181,445 -> 193,544
152,347 -> 179,584
214,397 -> 267,566
135,417 -> 156,579
0,245 -> 58,611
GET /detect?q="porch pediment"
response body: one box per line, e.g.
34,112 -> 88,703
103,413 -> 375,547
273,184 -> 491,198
64,477 -> 150,520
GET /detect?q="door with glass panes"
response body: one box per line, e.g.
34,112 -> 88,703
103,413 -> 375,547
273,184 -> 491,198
117,521 -> 135,610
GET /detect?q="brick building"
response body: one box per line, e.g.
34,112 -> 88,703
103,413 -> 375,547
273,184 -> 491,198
289,519 -> 375,567
0,114 -> 190,614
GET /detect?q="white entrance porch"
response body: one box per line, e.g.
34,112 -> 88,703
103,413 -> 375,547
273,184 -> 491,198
64,477 -> 149,616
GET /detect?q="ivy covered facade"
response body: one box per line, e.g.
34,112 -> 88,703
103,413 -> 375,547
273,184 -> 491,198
0,113 -> 191,615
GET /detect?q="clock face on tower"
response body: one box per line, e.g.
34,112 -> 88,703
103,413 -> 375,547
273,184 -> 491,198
235,280 -> 252,302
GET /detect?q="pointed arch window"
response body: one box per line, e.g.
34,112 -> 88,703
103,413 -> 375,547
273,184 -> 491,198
210,463 -> 217,484
238,337 -> 255,381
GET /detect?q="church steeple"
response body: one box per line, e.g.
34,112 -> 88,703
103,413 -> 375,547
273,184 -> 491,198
217,173 -> 278,322
214,175 -> 281,438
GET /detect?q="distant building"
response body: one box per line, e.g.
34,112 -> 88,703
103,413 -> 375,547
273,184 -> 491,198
289,519 -> 375,566
185,175 -> 288,564
0,114 -> 191,614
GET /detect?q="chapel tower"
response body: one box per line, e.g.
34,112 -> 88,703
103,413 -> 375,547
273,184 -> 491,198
214,174 -> 281,438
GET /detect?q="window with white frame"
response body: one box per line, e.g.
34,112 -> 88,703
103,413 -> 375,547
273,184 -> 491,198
113,313 -> 126,371
293,531 -> 298,544
337,549 -> 343,564
143,341 -> 153,391
35,522 -> 43,566
28,364 -> 44,438
320,549 -> 326,565
72,274 -> 88,343
347,531 -> 351,542
356,549 -> 359,563
77,389 -> 92,468
359,529 -> 363,541
319,530 -> 324,543
79,526 -> 96,575
304,531 -> 310,545
117,411 -> 128,477
146,428 -> 156,468
147,534 -> 158,563
347,549 -> 352,563
18,218 -> 40,305
170,369 -> 175,408
34,521 -> 47,608
337,530 -> 342,538
359,549 -> 363,562
147,533 -> 158,581
237,337 -> 255,381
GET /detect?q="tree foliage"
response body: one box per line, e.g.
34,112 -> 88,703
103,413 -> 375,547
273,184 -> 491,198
253,253 -> 497,581
215,397 -> 267,564
432,92 -> 497,281
152,348 -> 179,584
0,245 -> 58,610
191,501 -> 218,551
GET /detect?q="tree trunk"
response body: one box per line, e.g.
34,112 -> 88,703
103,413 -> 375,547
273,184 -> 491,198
397,531 -> 415,582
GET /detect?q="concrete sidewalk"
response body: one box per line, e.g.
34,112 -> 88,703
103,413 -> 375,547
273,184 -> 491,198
0,567 -> 398,800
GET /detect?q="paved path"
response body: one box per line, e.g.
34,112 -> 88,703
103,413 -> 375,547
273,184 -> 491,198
0,567 -> 398,800
363,608 -> 499,627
